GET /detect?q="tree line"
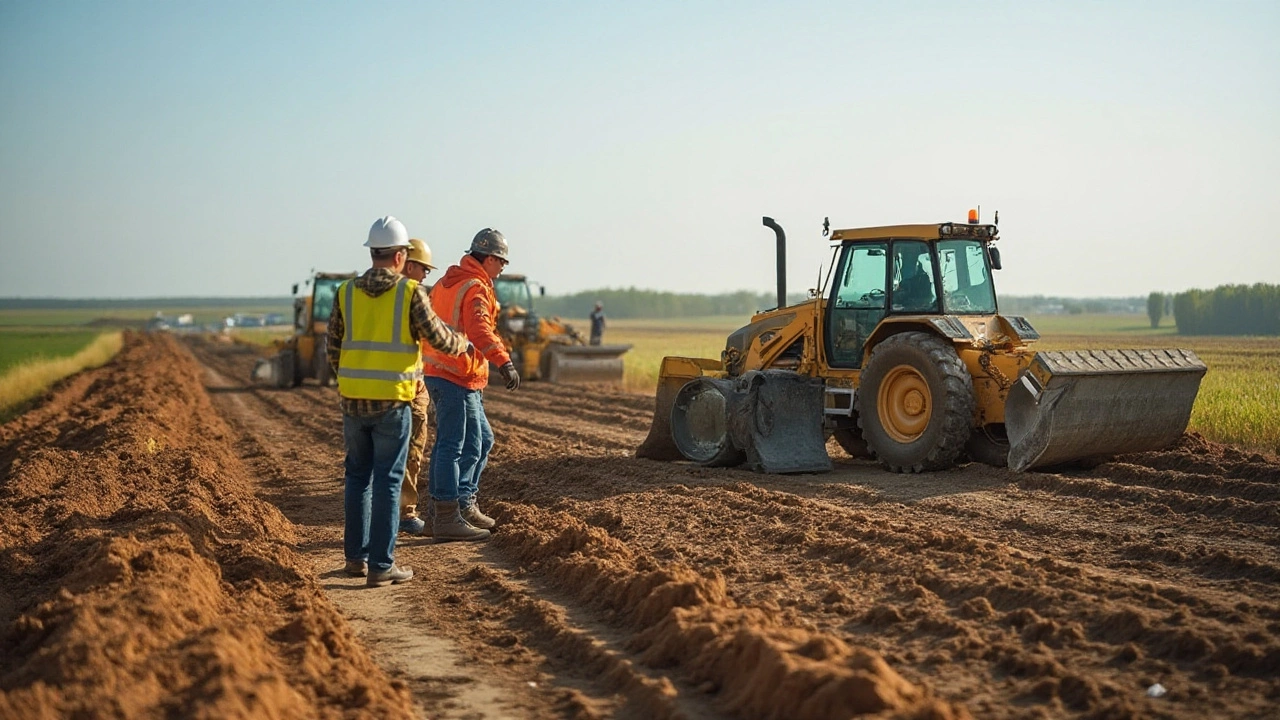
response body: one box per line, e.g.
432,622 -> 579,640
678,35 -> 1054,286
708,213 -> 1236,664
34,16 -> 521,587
533,288 -> 810,319
1158,283 -> 1280,336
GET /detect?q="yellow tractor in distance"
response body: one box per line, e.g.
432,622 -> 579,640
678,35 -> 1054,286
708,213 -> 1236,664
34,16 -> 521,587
493,274 -> 632,384
251,271 -> 356,388
636,214 -> 1206,474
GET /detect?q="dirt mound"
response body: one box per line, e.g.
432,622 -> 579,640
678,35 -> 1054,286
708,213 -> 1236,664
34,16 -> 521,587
0,332 -> 413,718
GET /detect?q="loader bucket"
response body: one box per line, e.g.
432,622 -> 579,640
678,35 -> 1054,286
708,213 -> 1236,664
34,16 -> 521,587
727,370 -> 832,474
545,344 -> 632,384
636,356 -> 724,461
250,350 -> 295,388
1005,349 -> 1206,472
665,370 -> 831,474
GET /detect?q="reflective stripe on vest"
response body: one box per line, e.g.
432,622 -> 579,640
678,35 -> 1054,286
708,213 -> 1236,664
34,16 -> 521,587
448,279 -> 483,327
337,277 -> 421,400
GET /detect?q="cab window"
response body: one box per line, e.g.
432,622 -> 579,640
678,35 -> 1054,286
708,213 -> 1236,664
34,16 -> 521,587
937,240 -> 997,314
826,243 -> 887,368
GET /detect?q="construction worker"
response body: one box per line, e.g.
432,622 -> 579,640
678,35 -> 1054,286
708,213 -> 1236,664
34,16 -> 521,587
422,228 -> 520,542
397,238 -> 436,536
589,301 -> 606,346
328,216 -> 469,586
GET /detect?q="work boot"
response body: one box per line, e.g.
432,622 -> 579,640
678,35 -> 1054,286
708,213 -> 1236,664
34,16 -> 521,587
432,500 -> 491,543
460,500 -> 496,530
366,564 -> 414,587
343,559 -> 368,577
399,515 -> 428,536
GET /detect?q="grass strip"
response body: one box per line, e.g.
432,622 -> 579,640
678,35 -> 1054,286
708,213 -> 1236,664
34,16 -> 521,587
0,332 -> 123,420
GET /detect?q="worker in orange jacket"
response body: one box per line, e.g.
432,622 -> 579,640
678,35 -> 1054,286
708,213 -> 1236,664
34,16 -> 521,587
421,228 -> 520,541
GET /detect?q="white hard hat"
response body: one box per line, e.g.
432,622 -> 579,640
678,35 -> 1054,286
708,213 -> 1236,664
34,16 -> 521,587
366,216 -> 409,249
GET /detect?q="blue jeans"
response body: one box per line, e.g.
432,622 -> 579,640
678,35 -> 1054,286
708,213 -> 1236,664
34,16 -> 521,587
343,405 -> 411,573
425,377 -> 494,505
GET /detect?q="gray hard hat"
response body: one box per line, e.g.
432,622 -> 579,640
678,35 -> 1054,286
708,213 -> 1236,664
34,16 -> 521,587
469,228 -> 509,260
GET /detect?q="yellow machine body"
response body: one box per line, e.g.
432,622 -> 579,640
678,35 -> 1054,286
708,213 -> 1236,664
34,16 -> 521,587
493,274 -> 632,384
637,218 -> 1205,473
251,271 -> 356,388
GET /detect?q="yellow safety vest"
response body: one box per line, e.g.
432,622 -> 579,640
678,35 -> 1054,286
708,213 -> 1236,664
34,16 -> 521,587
336,277 -> 421,401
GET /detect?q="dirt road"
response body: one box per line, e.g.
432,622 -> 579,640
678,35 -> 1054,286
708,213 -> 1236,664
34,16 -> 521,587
4,332 -> 1279,718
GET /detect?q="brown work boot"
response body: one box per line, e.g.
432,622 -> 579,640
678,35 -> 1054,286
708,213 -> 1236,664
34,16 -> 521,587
343,559 -> 368,577
432,500 -> 491,543
366,564 -> 414,587
460,500 -> 496,530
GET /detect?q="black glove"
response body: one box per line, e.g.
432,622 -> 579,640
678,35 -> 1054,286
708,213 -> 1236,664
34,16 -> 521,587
499,362 -> 520,391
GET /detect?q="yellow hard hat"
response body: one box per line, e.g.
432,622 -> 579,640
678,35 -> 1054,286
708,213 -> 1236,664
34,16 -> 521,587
407,238 -> 436,271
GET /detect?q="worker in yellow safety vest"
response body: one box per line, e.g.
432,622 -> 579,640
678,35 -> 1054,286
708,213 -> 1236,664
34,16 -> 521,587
326,216 -> 469,588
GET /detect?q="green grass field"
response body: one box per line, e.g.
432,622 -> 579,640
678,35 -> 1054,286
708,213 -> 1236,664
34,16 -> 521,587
0,330 -> 124,420
0,329 -> 104,374
0,305 -> 289,328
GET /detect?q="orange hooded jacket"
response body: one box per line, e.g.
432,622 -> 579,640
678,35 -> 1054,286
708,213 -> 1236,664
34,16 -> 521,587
422,254 -> 512,389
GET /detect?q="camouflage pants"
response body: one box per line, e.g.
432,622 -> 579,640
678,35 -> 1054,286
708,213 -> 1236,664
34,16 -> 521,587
400,388 -> 433,519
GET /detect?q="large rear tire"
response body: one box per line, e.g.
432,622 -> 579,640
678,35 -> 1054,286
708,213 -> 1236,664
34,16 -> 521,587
857,331 -> 974,472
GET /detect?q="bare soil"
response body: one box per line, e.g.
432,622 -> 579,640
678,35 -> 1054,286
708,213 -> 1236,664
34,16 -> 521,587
3,331 -> 1279,719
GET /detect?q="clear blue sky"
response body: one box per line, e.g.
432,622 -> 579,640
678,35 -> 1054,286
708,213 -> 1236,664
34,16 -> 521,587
2,1 -> 1277,299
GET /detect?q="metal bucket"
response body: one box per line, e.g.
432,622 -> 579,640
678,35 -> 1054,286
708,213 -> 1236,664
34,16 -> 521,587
728,371 -> 832,474
1005,349 -> 1206,472
545,344 -> 631,384
667,370 -> 831,474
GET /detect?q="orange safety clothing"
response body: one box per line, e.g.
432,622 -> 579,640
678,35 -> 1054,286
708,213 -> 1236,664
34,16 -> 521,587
422,255 -> 512,389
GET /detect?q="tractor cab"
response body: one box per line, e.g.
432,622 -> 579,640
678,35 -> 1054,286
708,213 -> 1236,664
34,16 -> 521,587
825,222 -> 1000,368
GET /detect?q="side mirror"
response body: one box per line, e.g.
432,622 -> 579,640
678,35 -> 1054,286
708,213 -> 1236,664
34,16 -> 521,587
989,246 -> 1002,271
291,283 -> 299,295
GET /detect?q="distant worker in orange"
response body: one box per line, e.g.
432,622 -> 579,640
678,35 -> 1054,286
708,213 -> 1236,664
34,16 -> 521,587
395,238 -> 438,536
422,228 -> 520,542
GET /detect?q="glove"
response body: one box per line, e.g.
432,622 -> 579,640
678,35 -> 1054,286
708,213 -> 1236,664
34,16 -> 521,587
498,362 -> 520,391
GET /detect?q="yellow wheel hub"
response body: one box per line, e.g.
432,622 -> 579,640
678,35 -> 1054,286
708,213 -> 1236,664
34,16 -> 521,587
878,365 -> 931,443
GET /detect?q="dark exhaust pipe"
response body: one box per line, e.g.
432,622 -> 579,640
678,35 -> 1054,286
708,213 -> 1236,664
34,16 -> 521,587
762,217 -> 786,310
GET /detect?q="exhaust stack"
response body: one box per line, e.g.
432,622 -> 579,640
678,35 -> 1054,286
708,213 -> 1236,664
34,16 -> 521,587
762,217 -> 786,310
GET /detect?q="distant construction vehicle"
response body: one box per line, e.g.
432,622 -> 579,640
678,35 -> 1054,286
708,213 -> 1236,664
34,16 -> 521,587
251,271 -> 356,388
492,274 -> 632,384
637,212 -> 1206,474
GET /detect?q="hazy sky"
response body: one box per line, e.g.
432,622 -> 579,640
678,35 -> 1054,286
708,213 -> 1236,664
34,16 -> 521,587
2,1 -> 1277,300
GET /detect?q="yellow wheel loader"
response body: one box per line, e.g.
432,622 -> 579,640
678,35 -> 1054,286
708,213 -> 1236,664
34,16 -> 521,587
251,271 -> 356,388
493,274 -> 632,384
636,215 -> 1206,474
